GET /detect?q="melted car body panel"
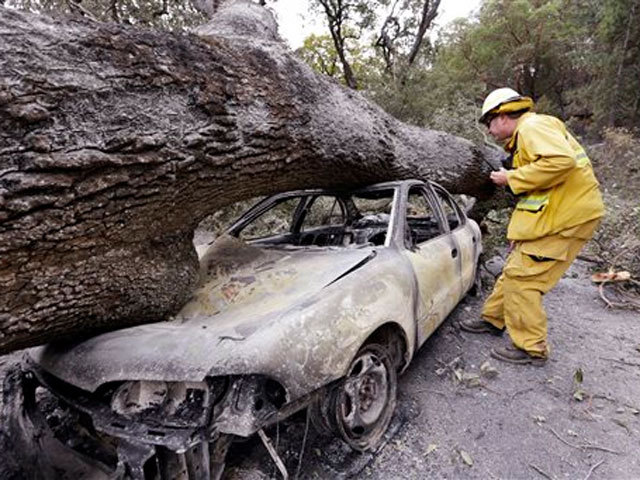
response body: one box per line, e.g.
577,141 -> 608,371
404,235 -> 462,346
31,236 -> 417,400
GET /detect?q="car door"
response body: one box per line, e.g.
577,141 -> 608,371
431,184 -> 477,294
402,185 -> 462,346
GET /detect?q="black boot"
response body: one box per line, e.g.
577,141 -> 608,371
459,318 -> 504,336
490,345 -> 547,366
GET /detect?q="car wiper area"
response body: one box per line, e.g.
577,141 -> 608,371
323,251 -> 377,288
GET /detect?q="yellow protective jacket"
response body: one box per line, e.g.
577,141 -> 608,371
504,112 -> 604,244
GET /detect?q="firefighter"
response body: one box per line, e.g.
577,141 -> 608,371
460,88 -> 604,366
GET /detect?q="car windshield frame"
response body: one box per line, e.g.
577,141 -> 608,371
226,185 -> 401,249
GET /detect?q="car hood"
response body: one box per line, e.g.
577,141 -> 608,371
30,235 -> 377,393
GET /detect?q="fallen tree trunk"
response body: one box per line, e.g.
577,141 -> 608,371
0,1 -> 500,354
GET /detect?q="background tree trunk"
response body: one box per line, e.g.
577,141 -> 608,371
316,0 -> 359,90
0,0 -> 500,354
406,0 -> 440,68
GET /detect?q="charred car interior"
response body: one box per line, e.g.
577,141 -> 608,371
3,180 -> 482,479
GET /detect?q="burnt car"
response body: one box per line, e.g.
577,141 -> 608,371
4,179 -> 482,479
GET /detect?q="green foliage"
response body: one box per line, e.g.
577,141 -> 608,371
296,34 -> 342,78
431,0 -> 588,115
298,0 -> 639,133
480,207 -> 511,260
586,192 -> 640,279
590,0 -> 640,128
424,0 -> 639,131
296,32 -> 384,86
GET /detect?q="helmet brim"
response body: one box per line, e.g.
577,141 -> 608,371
478,96 -> 533,124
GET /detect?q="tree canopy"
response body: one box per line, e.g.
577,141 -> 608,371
297,0 -> 640,137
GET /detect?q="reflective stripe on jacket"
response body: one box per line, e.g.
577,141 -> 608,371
505,112 -> 604,241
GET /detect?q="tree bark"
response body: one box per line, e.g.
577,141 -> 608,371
0,0 -> 499,354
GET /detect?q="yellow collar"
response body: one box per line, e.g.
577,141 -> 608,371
505,112 -> 535,153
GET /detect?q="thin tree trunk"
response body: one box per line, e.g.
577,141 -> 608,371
318,0 -> 359,90
406,0 -> 440,68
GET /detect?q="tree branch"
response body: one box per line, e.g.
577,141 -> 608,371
0,2 -> 497,353
407,0 -> 441,67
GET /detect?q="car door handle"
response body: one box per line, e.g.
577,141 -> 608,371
451,248 -> 458,258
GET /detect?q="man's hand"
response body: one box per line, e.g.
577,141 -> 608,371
490,168 -> 509,186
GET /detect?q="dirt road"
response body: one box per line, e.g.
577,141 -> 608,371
2,259 -> 639,479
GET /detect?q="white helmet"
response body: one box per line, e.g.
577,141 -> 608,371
479,87 -> 525,124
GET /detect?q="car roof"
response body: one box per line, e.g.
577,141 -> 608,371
262,179 -> 432,198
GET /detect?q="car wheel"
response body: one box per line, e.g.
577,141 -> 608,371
333,343 -> 397,451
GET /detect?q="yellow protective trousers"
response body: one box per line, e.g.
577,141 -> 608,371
481,219 -> 600,357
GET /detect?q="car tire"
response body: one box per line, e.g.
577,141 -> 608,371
332,342 -> 397,452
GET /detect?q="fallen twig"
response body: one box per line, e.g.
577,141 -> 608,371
614,284 -> 640,310
592,393 -> 616,403
549,427 -> 579,448
545,385 -> 565,397
612,418 -> 631,435
511,387 -> 534,401
583,460 -> 604,480
294,409 -> 310,480
479,383 -> 502,395
411,387 -> 449,397
548,427 -> 621,455
576,254 -> 599,263
67,0 -> 99,20
258,429 -> 289,479
599,357 -> 640,368
598,283 -> 614,308
580,444 -> 621,454
596,280 -> 640,311
529,463 -> 555,480
624,402 -> 640,412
